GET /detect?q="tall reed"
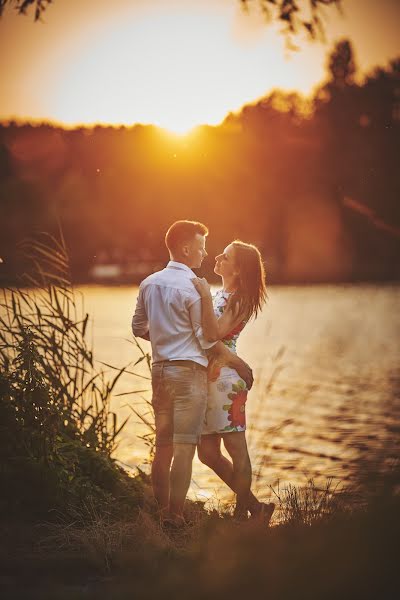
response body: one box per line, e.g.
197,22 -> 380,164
0,232 -> 152,516
0,233 -> 130,457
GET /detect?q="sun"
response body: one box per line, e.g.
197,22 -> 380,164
51,7 -> 323,134
53,10 -> 244,134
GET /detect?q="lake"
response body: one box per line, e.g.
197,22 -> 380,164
78,283 -> 400,506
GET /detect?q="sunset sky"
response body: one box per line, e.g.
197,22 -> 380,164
1,0 -> 399,133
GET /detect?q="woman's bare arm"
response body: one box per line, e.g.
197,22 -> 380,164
191,277 -> 246,342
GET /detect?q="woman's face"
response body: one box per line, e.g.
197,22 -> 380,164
214,244 -> 238,279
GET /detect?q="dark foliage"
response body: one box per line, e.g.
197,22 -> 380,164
1,0 -> 340,36
0,0 -> 52,21
242,0 -> 342,40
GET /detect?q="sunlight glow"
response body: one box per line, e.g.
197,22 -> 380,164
52,8 -> 323,134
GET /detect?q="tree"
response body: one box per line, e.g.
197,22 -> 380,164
241,0 -> 342,40
328,39 -> 356,87
1,0 -> 341,39
0,0 -> 52,21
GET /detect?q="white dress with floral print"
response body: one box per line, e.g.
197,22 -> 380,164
202,289 -> 249,435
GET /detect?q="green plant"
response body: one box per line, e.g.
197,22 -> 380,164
0,232 -> 147,515
270,478 -> 345,526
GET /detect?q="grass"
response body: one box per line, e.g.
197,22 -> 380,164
1,477 -> 399,599
270,477 -> 346,526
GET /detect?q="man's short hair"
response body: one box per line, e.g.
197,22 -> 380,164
165,220 -> 208,253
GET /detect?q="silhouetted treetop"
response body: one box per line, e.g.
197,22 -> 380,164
0,0 -> 51,21
328,39 -> 356,87
1,0 -> 340,39
241,0 -> 342,40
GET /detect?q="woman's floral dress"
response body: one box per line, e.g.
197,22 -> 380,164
202,289 -> 249,434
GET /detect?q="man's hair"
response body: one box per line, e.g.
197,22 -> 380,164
165,220 -> 208,253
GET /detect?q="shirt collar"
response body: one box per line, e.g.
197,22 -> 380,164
167,261 -> 196,277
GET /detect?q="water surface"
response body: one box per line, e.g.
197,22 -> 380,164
80,283 -> 400,505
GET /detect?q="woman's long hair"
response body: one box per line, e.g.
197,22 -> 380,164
229,240 -> 267,321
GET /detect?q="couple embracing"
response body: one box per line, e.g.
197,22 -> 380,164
132,220 -> 274,526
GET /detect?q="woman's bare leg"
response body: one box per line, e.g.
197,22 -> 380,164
222,432 -> 252,517
198,434 -> 261,515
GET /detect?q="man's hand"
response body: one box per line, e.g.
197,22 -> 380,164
210,342 -> 254,389
234,358 -> 254,390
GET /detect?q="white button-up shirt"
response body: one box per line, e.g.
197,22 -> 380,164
131,261 -> 215,367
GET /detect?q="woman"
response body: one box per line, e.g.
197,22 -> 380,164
192,240 -> 274,521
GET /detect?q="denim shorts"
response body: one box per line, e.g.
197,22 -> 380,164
151,361 -> 208,446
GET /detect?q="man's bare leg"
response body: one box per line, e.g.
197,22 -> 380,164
198,434 -> 265,516
151,444 -> 173,513
169,443 -> 196,520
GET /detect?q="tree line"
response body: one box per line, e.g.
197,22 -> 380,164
0,40 -> 399,284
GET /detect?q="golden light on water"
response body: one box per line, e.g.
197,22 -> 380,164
50,8 -> 323,134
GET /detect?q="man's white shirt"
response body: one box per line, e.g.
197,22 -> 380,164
131,261 -> 215,367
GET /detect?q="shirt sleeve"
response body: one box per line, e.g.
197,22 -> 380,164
188,295 -> 217,350
131,284 -> 149,338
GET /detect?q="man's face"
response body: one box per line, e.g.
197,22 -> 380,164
185,234 -> 208,269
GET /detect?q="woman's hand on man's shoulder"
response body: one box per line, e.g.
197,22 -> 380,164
191,277 -> 212,299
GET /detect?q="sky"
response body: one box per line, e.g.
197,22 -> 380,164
0,0 -> 399,133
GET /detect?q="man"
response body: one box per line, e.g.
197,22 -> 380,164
132,220 -> 253,524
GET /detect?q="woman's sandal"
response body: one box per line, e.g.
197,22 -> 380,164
252,502 -> 275,526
